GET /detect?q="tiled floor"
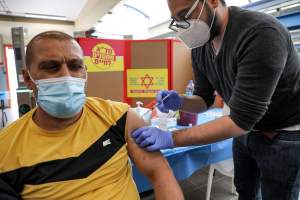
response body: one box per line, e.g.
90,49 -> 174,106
141,166 -> 238,200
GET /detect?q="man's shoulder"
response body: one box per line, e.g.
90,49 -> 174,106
85,97 -> 129,122
225,6 -> 291,58
230,6 -> 287,35
0,110 -> 33,140
0,111 -> 33,171
231,7 -> 275,24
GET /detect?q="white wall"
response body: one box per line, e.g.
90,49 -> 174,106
0,47 -> 18,128
0,20 -> 75,45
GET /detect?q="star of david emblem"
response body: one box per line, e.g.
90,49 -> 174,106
141,74 -> 154,89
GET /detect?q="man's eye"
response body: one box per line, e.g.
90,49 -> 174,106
41,64 -> 59,71
39,60 -> 61,71
178,10 -> 189,20
70,64 -> 84,70
178,16 -> 186,21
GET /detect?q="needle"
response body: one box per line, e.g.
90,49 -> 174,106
141,93 -> 172,117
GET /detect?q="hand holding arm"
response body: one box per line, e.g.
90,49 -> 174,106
132,127 -> 174,151
133,116 -> 246,151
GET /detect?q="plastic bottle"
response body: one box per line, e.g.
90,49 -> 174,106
185,80 -> 194,96
135,101 -> 143,115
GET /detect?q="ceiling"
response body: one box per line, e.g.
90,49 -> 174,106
93,0 -> 263,39
0,0 -> 263,22
0,0 -> 299,40
0,0 -> 88,21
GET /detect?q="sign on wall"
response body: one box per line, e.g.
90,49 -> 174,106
127,68 -> 168,98
81,39 -> 124,72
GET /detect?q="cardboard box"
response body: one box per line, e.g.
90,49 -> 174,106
77,38 -> 193,105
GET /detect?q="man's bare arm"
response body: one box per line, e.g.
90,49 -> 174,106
173,116 -> 246,147
125,108 -> 184,200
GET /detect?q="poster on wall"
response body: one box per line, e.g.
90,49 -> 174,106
127,68 -> 168,98
79,38 -> 124,72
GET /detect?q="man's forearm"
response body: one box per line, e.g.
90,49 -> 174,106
173,116 -> 247,147
150,161 -> 184,200
181,95 -> 207,113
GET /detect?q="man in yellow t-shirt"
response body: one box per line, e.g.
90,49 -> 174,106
0,31 -> 184,200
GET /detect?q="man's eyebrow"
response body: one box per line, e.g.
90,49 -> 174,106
68,58 -> 83,62
66,58 -> 84,64
174,8 -> 191,20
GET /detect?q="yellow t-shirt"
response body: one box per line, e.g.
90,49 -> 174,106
0,97 -> 140,200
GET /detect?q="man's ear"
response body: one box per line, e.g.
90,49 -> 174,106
22,68 -> 35,90
208,0 -> 219,8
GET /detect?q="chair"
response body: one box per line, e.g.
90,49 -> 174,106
206,159 -> 236,200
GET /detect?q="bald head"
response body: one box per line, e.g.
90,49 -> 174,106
25,31 -> 80,69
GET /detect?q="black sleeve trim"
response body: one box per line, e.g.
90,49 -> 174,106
0,177 -> 22,199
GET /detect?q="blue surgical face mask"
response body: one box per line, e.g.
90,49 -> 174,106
29,73 -> 87,119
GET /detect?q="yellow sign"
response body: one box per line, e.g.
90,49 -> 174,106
84,43 -> 124,72
127,69 -> 168,98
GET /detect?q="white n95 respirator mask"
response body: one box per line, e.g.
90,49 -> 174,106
177,0 -> 216,49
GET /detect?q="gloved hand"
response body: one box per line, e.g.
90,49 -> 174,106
156,90 -> 182,113
132,126 -> 174,151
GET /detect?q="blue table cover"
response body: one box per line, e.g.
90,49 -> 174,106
132,108 -> 233,193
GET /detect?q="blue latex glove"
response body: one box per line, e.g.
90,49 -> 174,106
132,127 -> 174,151
156,90 -> 182,113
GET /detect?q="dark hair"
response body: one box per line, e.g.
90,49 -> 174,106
196,0 -> 227,6
25,31 -> 75,69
